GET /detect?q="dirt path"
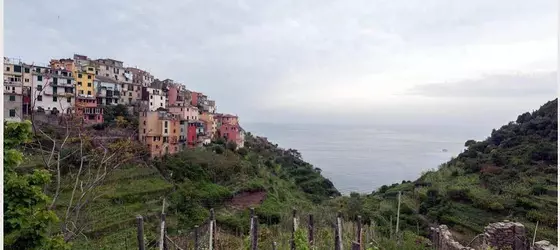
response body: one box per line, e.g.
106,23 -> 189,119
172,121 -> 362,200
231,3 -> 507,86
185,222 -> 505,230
227,191 -> 267,210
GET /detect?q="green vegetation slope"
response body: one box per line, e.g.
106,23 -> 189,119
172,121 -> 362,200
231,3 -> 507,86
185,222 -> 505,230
334,99 -> 558,244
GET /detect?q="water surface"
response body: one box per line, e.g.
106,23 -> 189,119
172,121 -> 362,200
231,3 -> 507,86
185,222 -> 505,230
243,123 -> 490,194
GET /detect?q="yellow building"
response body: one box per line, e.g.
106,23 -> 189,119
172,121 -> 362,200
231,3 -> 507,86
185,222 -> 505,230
50,57 -> 96,97
75,66 -> 96,97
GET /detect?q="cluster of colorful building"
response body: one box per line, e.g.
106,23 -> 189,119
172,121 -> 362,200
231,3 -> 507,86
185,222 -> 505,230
3,55 -> 244,158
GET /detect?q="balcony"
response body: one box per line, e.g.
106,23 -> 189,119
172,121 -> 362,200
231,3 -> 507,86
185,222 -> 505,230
3,88 -> 22,95
4,80 -> 22,85
97,90 -> 120,99
51,81 -> 74,87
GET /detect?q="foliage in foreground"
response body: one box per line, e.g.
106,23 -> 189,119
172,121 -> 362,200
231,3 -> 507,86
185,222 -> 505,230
4,121 -> 70,249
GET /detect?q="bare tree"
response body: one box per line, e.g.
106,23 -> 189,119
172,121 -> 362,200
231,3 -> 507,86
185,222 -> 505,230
25,67 -> 149,242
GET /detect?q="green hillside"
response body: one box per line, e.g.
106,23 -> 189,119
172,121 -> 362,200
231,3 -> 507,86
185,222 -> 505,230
5,99 -> 557,249
334,99 -> 558,244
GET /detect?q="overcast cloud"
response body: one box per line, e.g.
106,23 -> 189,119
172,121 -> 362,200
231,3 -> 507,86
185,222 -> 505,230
5,0 -> 557,128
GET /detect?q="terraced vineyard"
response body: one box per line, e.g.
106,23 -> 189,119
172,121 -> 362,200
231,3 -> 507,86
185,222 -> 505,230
54,165 -> 174,249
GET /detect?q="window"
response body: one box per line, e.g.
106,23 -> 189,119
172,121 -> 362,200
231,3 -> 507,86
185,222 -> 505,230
105,74 -> 109,77
164,121 -> 168,127
53,87 -> 57,93
37,95 -> 42,101
5,66 -> 10,71
77,81 -> 82,86
25,78 -> 29,82
143,129 -> 146,133
153,137 -> 156,142
163,137 -> 168,143
24,67 -> 30,73
87,75 -> 92,79
150,95 -> 153,99
9,109 -> 15,117
78,74 -> 82,78
129,92 -> 132,96
87,91 -> 91,95
9,95 -> 15,101
87,82 -> 91,87
67,97 -> 71,103
143,121 -> 146,125
150,102 -> 153,106
164,129 -> 168,134
106,66 -> 109,70
53,96 -> 58,102
13,65 -> 21,72
80,90 -> 84,94
160,96 -> 163,100
173,129 -> 176,133
37,85 -> 43,91
53,78 -> 58,84
160,103 -> 163,107
67,79 -> 71,84
37,75 -> 43,81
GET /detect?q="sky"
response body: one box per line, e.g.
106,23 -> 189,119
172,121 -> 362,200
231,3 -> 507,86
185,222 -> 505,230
5,0 -> 558,129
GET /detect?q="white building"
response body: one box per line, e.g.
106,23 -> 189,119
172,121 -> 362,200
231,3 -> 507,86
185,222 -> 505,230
94,76 -> 121,106
32,68 -> 75,115
147,87 -> 167,111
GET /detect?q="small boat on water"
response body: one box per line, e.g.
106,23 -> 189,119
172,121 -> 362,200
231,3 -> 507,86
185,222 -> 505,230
442,149 -> 448,152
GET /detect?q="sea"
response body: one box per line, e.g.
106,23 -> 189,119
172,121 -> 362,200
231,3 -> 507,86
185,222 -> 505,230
243,122 -> 491,195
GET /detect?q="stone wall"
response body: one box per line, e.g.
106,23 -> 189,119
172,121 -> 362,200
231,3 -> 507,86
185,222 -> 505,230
533,240 -> 558,250
431,221 -> 557,250
430,225 -> 474,250
482,221 -> 527,250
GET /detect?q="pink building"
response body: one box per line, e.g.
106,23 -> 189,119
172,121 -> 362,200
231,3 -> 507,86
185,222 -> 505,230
215,113 -> 238,126
168,105 -> 198,121
167,85 -> 178,106
75,97 -> 103,124
219,123 -> 240,143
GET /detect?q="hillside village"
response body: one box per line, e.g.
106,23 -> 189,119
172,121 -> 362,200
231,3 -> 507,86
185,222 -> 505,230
3,55 -> 245,158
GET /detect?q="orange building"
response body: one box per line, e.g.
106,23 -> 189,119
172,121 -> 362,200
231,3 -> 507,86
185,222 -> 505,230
139,111 -> 180,158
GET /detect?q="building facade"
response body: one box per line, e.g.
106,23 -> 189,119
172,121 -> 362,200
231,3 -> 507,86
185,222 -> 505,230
4,58 -> 25,121
95,76 -> 120,106
139,111 -> 180,158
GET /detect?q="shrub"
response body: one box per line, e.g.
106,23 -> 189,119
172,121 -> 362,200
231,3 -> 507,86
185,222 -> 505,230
446,187 -> 470,202
226,141 -> 238,151
213,145 -> 225,154
237,147 -> 248,156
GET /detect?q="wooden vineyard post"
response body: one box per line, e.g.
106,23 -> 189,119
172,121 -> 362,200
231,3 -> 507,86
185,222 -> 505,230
159,198 -> 166,250
136,215 -> 145,250
249,207 -> 255,247
334,212 -> 343,250
209,208 -> 215,250
356,215 -> 362,249
308,214 -> 314,247
396,191 -> 401,235
532,221 -> 539,246
251,216 -> 259,250
291,208 -> 297,250
194,225 -> 200,250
